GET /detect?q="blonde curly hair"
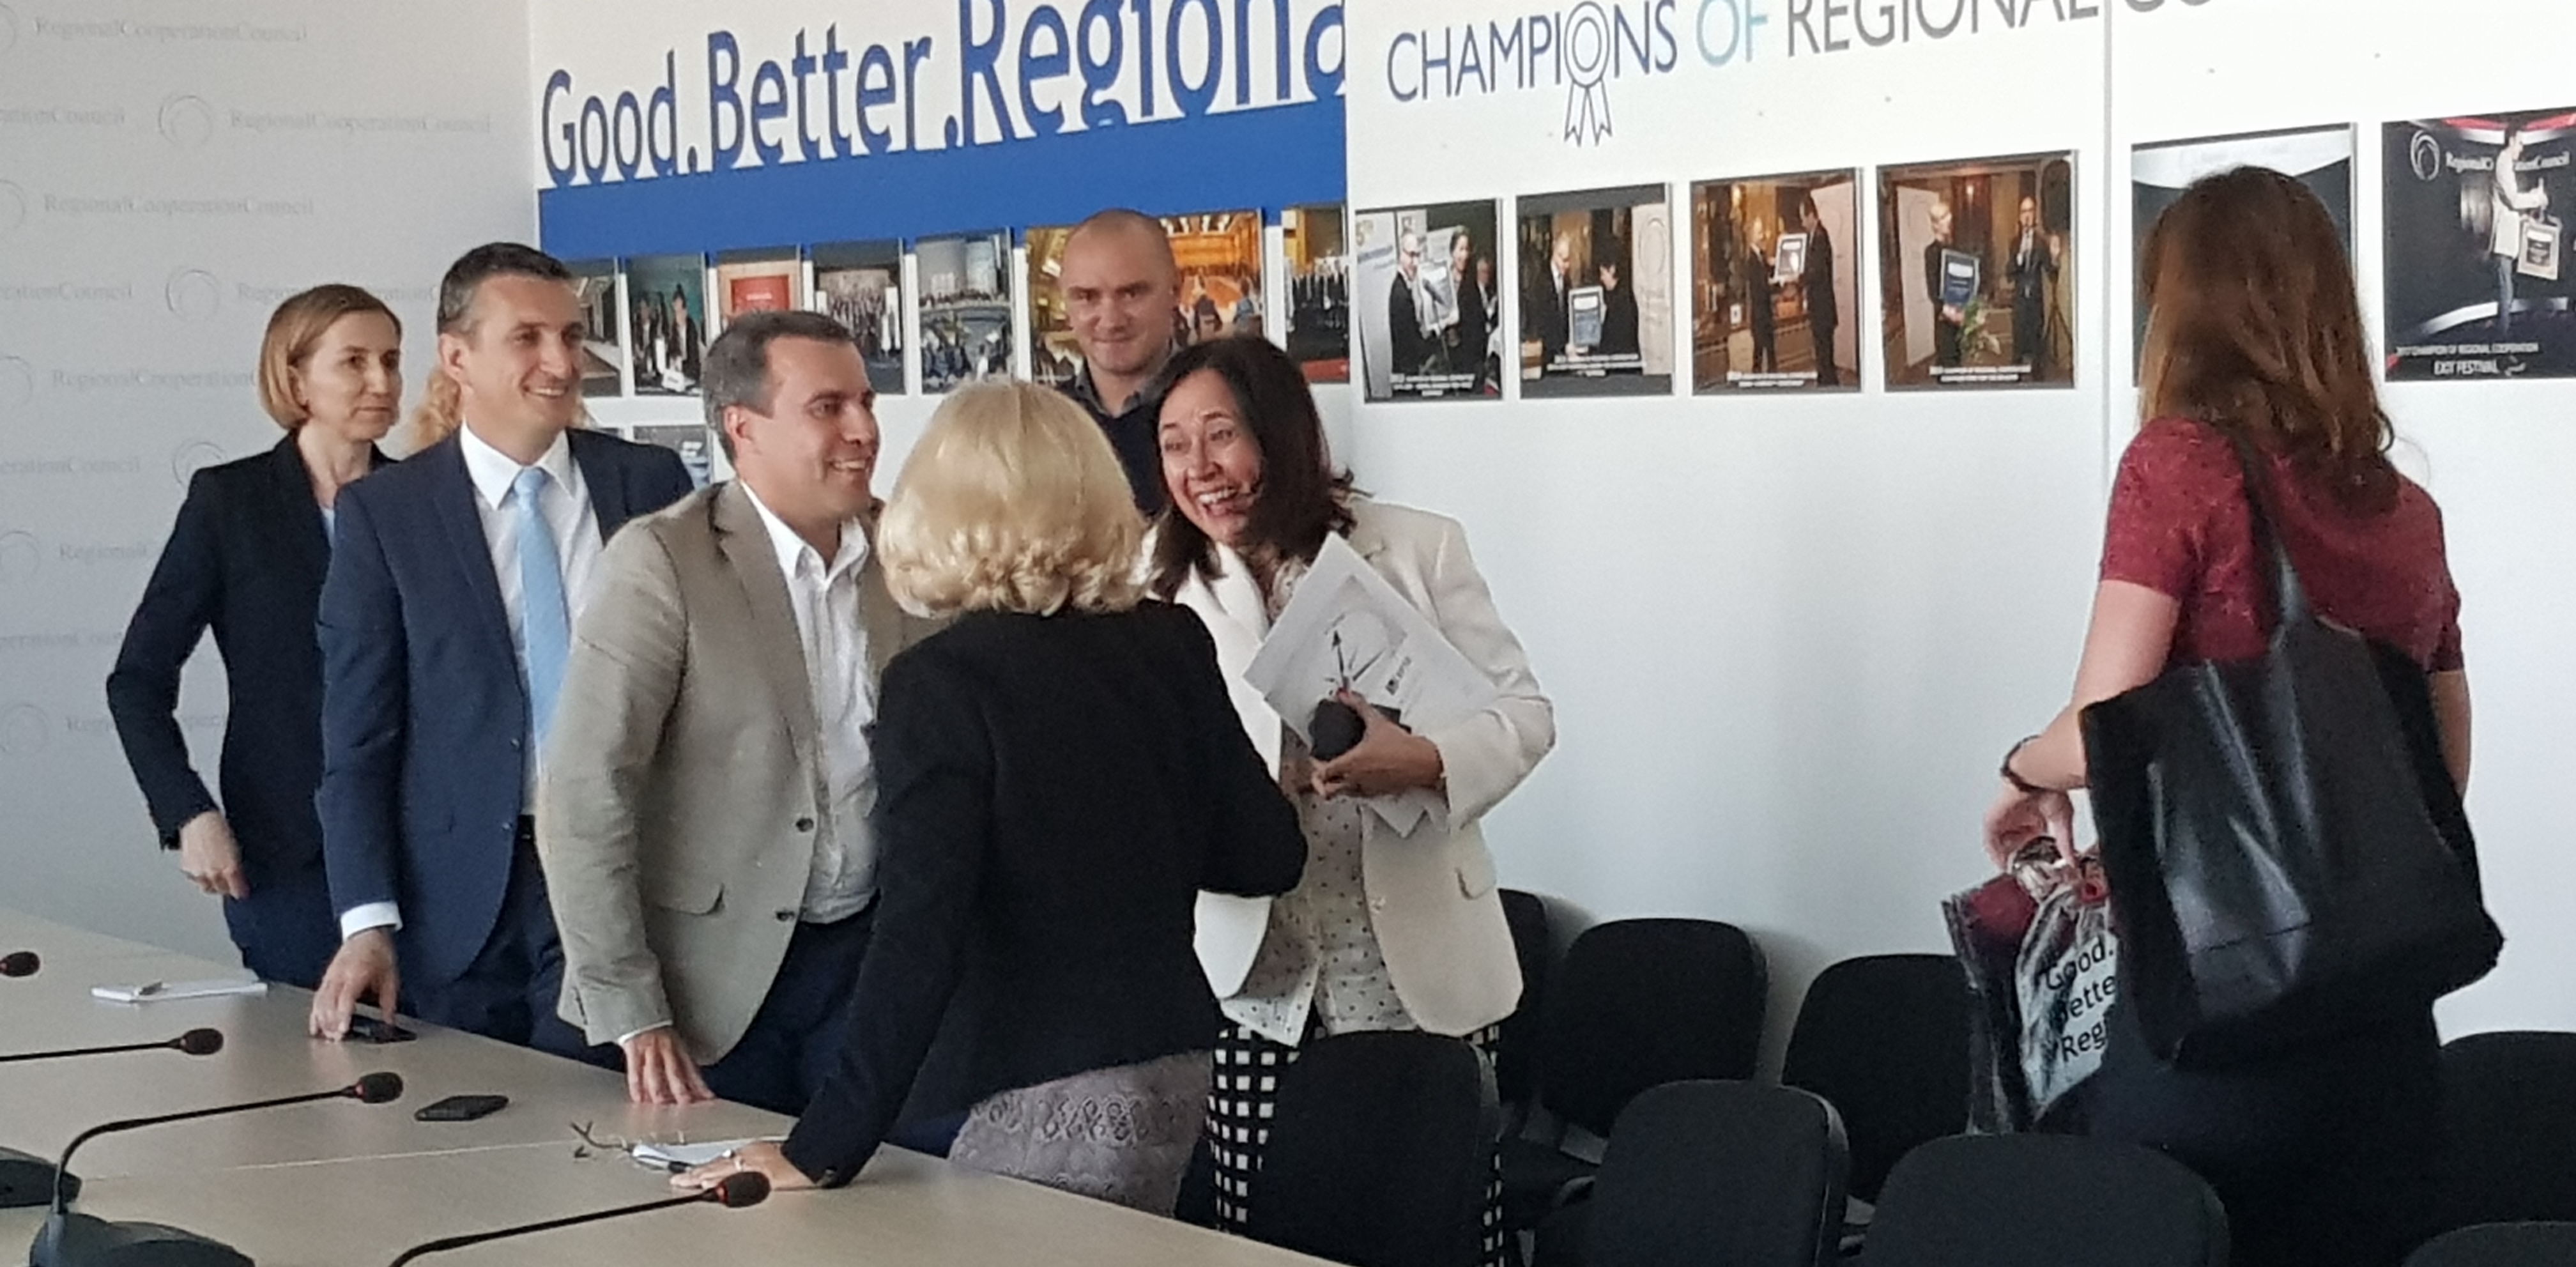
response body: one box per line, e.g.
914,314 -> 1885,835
879,380 -> 1147,617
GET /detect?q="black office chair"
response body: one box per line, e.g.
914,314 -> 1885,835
2405,1222 -> 2576,1266
1859,1134 -> 2227,1267
2439,1031 -> 2576,1233
1248,1030 -> 1501,1267
1500,919 -> 1768,1235
1533,1080 -> 1848,1267
1779,954 -> 1971,1204
1495,889 -> 1556,1118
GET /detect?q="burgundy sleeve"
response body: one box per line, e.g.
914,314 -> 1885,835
2099,420 -> 2221,601
2426,502 -> 2465,673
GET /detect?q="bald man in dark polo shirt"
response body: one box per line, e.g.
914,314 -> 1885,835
1055,208 -> 1182,516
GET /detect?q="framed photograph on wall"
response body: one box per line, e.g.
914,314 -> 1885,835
2384,107 -> 2576,380
916,231 -> 1013,394
1879,151 -> 2077,390
1283,203 -> 1351,383
1517,184 -> 1673,397
712,249 -> 804,330
1692,169 -> 1860,392
567,257 -> 625,399
1352,200 -> 1501,401
624,252 -> 709,397
808,240 -> 905,395
2133,125 -> 2354,376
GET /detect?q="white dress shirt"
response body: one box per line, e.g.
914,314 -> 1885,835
339,422 -> 604,941
742,485 -> 880,923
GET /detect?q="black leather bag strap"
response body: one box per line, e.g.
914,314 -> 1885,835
2207,422 -> 2315,631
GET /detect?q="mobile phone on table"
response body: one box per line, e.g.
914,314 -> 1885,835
415,1093 -> 509,1123
346,1014 -> 417,1043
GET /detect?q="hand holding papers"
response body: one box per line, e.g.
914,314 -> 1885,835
1245,535 -> 1500,834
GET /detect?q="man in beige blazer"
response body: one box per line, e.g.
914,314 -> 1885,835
538,311 -> 933,1111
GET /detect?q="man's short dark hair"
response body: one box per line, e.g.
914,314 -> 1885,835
436,242 -> 574,335
702,309 -> 857,457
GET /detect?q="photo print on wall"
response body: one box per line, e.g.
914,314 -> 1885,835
1518,184 -> 1675,397
1692,170 -> 1860,392
1284,204 -> 1351,383
625,253 -> 709,396
2385,107 -> 2576,380
1353,200 -> 1503,401
1025,211 -> 1264,392
631,423 -> 716,489
712,249 -> 805,331
2133,126 -> 2354,376
916,231 -> 1013,393
808,240 -> 906,395
567,257 -> 624,398
1880,151 -> 2077,390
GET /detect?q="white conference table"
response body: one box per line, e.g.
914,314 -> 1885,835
0,1143 -> 1328,1266
0,912 -> 180,966
1,946 -> 783,1179
0,912 -> 1330,1265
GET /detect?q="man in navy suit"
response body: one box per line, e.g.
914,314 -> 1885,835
307,243 -> 693,1052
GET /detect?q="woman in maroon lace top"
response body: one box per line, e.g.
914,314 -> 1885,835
1982,168 -> 2472,1267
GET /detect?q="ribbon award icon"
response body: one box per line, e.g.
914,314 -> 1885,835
1561,3 -> 1614,146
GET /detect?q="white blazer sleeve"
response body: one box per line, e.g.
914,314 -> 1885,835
1415,516 -> 1554,829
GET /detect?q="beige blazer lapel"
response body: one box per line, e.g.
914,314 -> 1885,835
711,482 -> 821,769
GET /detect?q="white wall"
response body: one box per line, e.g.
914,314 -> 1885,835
1344,0 -> 2576,1058
0,0 -> 537,959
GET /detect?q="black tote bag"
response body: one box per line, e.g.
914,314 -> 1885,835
2078,430 -> 2501,1069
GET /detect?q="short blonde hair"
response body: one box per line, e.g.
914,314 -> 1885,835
879,380 -> 1146,617
256,284 -> 399,429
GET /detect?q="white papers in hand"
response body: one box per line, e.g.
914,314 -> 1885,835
1243,534 -> 1499,834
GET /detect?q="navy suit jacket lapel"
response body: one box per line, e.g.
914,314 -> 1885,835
568,429 -> 631,538
263,436 -> 331,595
424,436 -> 519,664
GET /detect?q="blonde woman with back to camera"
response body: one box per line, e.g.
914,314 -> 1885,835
678,381 -> 1304,1213
106,285 -> 402,990
1151,335 -> 1554,1266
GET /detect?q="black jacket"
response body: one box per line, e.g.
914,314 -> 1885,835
106,436 -> 387,879
783,603 -> 1304,1186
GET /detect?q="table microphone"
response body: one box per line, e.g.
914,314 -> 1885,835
28,1071 -> 403,1267
385,1171 -> 769,1265
0,1031 -> 224,1210
0,1029 -> 225,1066
1,951 -> 37,978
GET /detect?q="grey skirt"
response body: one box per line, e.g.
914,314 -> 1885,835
946,1050 -> 1213,1217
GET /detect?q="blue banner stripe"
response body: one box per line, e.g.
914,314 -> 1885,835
539,97 -> 1344,258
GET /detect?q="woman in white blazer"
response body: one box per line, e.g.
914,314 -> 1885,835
1146,336 -> 1553,1264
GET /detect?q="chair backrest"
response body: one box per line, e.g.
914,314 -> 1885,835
1860,1135 -> 2227,1267
1538,918 -> 1767,1139
1496,888 -> 1554,1108
2406,1222 -> 2576,1267
1780,953 -> 1972,1202
1248,1031 -> 1501,1267
2439,1031 -> 2576,1231
1586,1080 -> 1849,1267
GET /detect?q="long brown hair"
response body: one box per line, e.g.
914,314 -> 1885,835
2138,166 -> 2396,513
1147,336 -> 1355,599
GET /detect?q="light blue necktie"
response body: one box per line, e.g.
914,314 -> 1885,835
512,466 -> 570,748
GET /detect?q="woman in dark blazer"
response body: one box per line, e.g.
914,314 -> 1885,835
678,380 -> 1303,1215
106,284 -> 401,989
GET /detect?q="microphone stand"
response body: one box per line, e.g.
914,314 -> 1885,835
29,1075 -> 400,1267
